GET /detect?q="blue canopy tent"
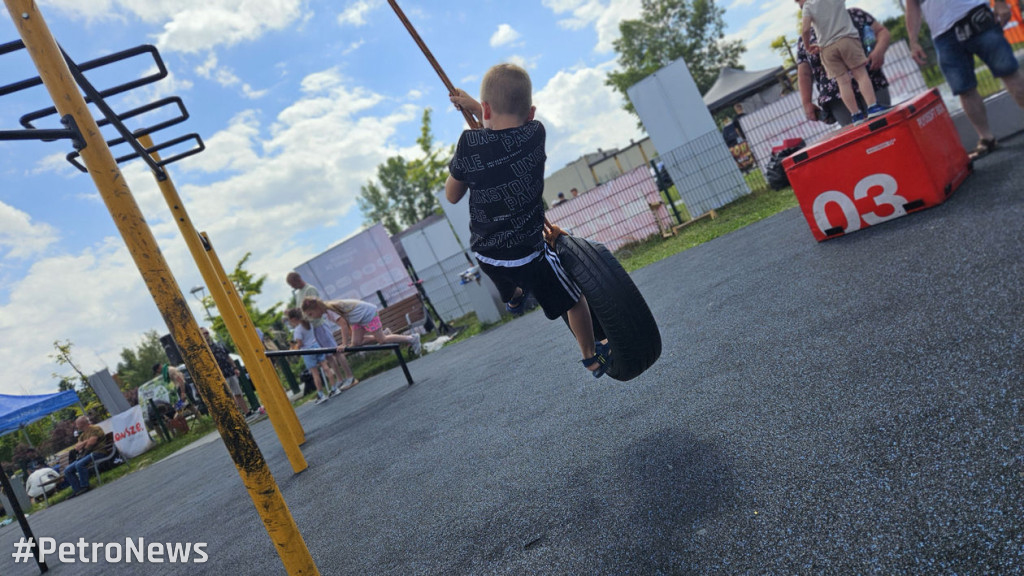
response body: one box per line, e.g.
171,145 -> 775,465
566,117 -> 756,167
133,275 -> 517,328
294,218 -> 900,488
0,391 -> 81,437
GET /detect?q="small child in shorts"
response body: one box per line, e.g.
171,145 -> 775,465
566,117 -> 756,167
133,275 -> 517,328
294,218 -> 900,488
445,63 -> 611,377
801,0 -> 885,122
286,308 -> 339,404
301,297 -> 422,357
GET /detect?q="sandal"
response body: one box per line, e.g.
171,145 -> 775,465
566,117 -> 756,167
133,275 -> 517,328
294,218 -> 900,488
506,289 -> 526,317
581,342 -> 613,378
968,137 -> 997,160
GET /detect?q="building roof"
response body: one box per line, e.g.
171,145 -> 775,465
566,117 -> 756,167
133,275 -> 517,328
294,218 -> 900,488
702,66 -> 784,113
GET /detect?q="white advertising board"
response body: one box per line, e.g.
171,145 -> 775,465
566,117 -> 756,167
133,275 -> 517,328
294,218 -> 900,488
295,223 -> 416,303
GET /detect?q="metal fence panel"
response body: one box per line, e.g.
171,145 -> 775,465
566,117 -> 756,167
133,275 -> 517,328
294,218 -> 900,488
545,166 -> 674,251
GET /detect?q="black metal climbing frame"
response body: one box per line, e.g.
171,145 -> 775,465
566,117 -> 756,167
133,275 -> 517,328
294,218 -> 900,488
0,40 -> 203,179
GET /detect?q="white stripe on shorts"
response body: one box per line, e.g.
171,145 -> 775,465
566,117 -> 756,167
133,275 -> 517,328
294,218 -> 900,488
544,244 -> 582,300
475,250 -> 542,267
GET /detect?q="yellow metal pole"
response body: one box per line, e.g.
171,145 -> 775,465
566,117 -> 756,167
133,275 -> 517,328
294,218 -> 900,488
138,135 -> 307,465
5,3 -> 318,573
199,232 -> 306,444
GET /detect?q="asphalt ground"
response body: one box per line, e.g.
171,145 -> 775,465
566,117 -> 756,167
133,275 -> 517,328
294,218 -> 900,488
2,135 -> 1022,575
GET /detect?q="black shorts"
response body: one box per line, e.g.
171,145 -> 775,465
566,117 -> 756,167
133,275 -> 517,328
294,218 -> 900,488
478,245 -> 582,320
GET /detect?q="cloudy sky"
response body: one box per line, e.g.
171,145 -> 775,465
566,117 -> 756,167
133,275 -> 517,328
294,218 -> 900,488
0,0 -> 905,396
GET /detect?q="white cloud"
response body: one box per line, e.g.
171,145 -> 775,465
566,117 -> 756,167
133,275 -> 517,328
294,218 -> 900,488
724,2 -> 803,70
342,39 -> 366,55
506,54 -> 540,70
533,61 -> 644,171
194,53 -> 267,99
490,24 -> 521,47
0,238 -> 163,395
542,0 -> 642,53
0,202 -> 60,260
337,0 -> 381,27
40,0 -> 309,53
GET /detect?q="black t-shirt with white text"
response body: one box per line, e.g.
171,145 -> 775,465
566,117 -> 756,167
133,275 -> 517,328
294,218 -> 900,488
448,120 -> 546,261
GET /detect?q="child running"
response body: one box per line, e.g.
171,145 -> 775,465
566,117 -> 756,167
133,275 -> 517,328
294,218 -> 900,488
300,297 -> 422,357
286,308 -> 340,404
445,63 -> 611,377
800,0 -> 886,123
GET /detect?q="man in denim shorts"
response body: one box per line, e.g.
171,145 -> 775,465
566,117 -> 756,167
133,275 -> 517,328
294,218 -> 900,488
907,0 -> 1024,159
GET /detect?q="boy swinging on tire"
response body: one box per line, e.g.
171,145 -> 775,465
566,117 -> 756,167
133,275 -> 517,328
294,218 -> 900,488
445,63 -> 612,377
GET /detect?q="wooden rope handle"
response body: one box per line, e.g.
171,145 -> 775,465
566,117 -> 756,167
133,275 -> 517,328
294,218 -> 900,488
386,0 -> 481,130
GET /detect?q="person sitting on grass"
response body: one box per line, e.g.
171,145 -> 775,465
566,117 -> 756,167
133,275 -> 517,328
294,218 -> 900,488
286,308 -> 340,404
300,297 -> 422,364
445,63 -> 611,377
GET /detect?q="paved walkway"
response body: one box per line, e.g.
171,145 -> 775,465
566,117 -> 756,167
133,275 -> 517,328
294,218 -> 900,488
3,135 -> 1022,575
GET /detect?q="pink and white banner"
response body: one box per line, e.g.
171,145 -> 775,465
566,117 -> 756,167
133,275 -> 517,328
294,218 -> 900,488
545,166 -> 673,252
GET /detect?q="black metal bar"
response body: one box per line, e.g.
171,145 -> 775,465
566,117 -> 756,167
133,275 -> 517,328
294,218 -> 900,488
57,47 -> 167,179
0,39 -> 24,57
265,345 -> 414,386
66,132 -> 204,174
0,128 -> 74,141
7,44 -> 166,114
266,345 -> 397,357
0,114 -> 84,149
22,96 -> 187,137
0,465 -> 48,573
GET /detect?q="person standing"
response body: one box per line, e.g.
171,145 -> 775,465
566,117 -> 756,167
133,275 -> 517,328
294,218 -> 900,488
286,272 -> 357,389
800,0 -> 887,123
201,328 -> 250,416
906,0 -> 1024,158
797,7 -> 892,126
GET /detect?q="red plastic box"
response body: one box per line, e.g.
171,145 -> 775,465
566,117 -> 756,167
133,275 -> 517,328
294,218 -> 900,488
783,89 -> 970,242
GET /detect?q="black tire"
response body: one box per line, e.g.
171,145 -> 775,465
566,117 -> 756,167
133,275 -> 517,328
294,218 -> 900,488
555,235 -> 661,381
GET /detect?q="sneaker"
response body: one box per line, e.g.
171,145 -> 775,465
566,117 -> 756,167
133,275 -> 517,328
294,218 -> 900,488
329,385 -> 342,397
340,377 -> 359,391
850,111 -> 866,124
866,104 -> 888,118
410,333 -> 422,356
314,394 -> 329,405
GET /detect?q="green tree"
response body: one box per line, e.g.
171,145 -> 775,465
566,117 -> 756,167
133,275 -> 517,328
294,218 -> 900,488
50,339 -> 101,411
198,252 -> 282,351
357,108 -> 453,234
884,14 -> 935,66
115,330 -> 170,389
606,0 -> 746,117
771,35 -> 798,69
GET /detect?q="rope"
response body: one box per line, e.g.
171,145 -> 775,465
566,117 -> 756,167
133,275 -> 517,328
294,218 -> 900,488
386,0 -> 481,130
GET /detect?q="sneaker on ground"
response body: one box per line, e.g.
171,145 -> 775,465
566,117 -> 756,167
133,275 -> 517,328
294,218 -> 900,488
329,386 -> 342,397
339,377 -> 356,390
866,104 -> 888,117
314,394 -> 329,405
411,333 -> 422,356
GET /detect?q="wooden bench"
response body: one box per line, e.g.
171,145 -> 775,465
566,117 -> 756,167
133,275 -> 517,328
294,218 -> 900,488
379,294 -> 427,335
333,294 -> 427,344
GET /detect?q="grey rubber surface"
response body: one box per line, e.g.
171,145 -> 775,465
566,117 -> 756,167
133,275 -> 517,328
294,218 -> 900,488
2,136 -> 1022,575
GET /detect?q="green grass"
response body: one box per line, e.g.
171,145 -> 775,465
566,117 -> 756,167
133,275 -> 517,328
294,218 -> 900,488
616,185 -> 799,272
12,416 -> 220,514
